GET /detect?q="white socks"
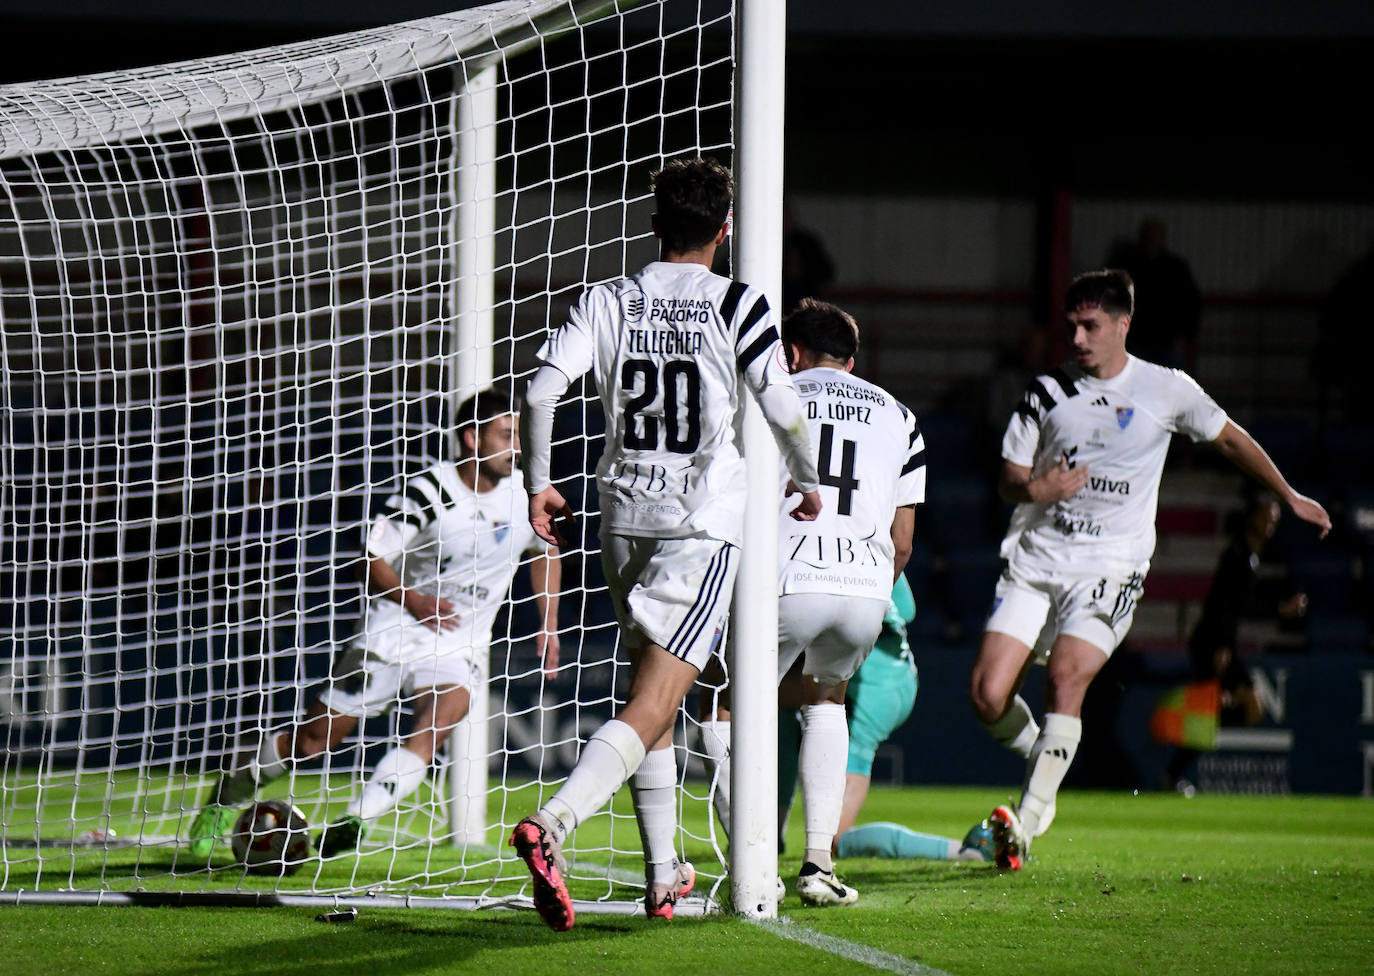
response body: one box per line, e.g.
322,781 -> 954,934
1019,712 -> 1081,838
215,731 -> 289,805
698,719 -> 731,834
798,702 -> 847,873
983,695 -> 1041,758
540,718 -> 647,845
630,747 -> 680,886
349,746 -> 429,821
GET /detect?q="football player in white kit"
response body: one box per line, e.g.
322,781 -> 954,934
970,269 -> 1330,870
186,389 -> 560,861
697,298 -> 924,907
509,157 -> 822,931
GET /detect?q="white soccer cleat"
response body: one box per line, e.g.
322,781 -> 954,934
796,862 -> 858,906
988,804 -> 1029,871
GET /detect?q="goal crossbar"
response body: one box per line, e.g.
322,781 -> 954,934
0,0 -> 635,160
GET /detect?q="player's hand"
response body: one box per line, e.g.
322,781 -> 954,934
788,489 -> 823,521
537,629 -> 561,675
404,592 -> 461,632
1278,592 -> 1308,618
1032,456 -> 1090,503
1287,492 -> 1331,540
530,485 -> 577,547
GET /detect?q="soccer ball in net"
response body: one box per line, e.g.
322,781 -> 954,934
230,800 -> 312,875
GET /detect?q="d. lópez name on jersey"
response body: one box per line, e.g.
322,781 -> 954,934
807,400 -> 872,424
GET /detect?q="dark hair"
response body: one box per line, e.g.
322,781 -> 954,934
1064,268 -> 1134,318
453,387 -> 516,453
1244,488 -> 1280,519
650,157 -> 733,254
1223,487 -> 1280,537
781,297 -> 859,363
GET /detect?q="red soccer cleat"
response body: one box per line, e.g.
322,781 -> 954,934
511,816 -> 574,932
645,860 -> 695,919
988,804 -> 1029,872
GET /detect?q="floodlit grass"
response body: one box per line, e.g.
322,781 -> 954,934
3,786 -> 1372,975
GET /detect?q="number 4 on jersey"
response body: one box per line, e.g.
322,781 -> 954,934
817,423 -> 860,515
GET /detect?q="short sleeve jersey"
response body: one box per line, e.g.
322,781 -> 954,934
778,366 -> 925,600
1001,356 -> 1227,573
536,261 -> 787,545
366,462 -> 544,637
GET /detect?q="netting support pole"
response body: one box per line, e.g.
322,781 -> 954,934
447,62 -> 498,848
729,0 -> 784,920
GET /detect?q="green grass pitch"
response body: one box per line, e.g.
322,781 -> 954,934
3,786 -> 1371,976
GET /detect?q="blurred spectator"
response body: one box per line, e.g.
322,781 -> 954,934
782,202 -> 835,315
1313,242 -> 1374,421
1160,490 -> 1307,793
984,325 -> 1051,463
1107,218 -> 1202,371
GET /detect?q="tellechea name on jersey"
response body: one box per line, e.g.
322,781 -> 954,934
628,327 -> 703,355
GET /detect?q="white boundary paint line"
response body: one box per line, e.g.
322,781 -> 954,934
751,917 -> 958,976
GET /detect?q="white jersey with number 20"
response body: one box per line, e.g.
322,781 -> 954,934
537,260 -> 797,545
779,366 -> 925,600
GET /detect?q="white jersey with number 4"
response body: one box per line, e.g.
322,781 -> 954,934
1001,355 -> 1227,575
536,260 -> 796,545
779,366 -> 925,600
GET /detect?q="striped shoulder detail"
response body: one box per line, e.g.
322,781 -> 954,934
718,280 -> 749,330
1016,367 -> 1082,425
733,288 -> 778,373
1046,367 -> 1081,401
901,408 -> 926,476
380,469 -> 448,532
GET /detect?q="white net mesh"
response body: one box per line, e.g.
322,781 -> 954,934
0,0 -> 734,910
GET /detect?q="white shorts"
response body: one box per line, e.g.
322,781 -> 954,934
778,592 -> 887,686
601,534 -> 738,671
984,560 -> 1148,660
316,603 -> 483,719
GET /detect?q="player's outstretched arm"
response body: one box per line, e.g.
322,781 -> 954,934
754,381 -> 821,497
1210,420 -> 1331,539
998,456 -> 1089,504
520,364 -> 579,546
529,548 -> 562,674
890,504 -> 915,579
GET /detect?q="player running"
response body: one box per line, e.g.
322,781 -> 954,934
509,157 -> 821,931
970,269 -> 1330,869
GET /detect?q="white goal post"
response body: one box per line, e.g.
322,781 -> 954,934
0,0 -> 785,917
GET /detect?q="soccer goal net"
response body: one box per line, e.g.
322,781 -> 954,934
0,0 -> 740,913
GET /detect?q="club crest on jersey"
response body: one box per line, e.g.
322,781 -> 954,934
493,523 -> 510,543
622,286 -> 646,322
1116,407 -> 1134,429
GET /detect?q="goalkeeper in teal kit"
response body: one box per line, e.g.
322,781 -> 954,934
824,573 -> 992,862
706,573 -> 994,866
